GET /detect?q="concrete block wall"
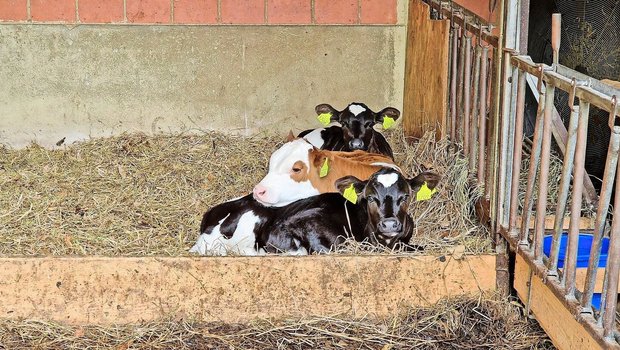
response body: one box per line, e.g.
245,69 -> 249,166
0,1 -> 407,147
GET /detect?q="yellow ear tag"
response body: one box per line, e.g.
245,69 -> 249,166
317,113 -> 332,126
343,184 -> 358,204
382,116 -> 395,129
319,158 -> 329,178
416,182 -> 437,201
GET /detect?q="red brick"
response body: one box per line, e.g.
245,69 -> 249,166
0,0 -> 28,21
360,0 -> 396,24
174,0 -> 217,23
267,0 -> 310,24
127,0 -> 171,23
31,0 -> 76,22
221,0 -> 264,24
79,0 -> 124,23
314,0 -> 357,24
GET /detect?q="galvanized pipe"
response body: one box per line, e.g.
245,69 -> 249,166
561,100 -> 588,295
463,34 -> 472,156
469,45 -> 482,172
450,26 -> 459,142
519,68 -> 547,247
508,70 -> 527,236
457,28 -> 466,145
533,82 -> 555,262
582,123 -> 619,311
602,108 -> 620,338
548,84 -> 581,276
477,46 -> 489,186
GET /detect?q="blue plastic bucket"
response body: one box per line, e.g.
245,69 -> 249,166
542,233 -> 610,268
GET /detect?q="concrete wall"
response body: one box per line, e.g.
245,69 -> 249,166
0,0 -> 409,148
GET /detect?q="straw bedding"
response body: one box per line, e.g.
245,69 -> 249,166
0,295 -> 554,350
0,127 -> 491,256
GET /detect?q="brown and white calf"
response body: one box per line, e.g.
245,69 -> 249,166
190,168 -> 440,255
299,102 -> 400,159
252,137 -> 398,207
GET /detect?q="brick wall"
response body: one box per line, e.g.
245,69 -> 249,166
0,0 -> 397,24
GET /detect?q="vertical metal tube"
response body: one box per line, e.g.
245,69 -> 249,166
463,34 -> 472,156
548,98 -> 581,275
519,77 -> 546,246
457,27 -> 466,145
533,83 -> 555,262
602,133 -> 620,339
477,46 -> 489,186
450,25 -> 459,142
560,101 -> 588,295
551,14 -> 561,66
469,45 -> 482,172
508,70 -> 526,236
582,125 -> 619,310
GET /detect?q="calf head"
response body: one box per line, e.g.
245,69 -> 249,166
316,102 -> 400,151
335,168 -> 440,247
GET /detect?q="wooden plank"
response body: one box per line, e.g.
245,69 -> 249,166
403,0 -> 450,139
514,254 -> 606,349
0,255 -> 496,325
516,215 -> 595,230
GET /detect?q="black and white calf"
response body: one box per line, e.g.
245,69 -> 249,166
299,102 -> 400,159
190,168 -> 440,255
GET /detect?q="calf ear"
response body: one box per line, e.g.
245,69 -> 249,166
374,107 -> 401,129
335,175 -> 367,198
315,103 -> 340,125
408,171 -> 441,192
286,130 -> 296,142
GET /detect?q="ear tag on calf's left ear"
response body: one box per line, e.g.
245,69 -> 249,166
319,158 -> 329,178
416,181 -> 437,201
343,184 -> 358,204
317,113 -> 332,126
382,116 -> 395,129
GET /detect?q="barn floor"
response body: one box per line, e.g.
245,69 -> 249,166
0,296 -> 553,350
0,127 -> 491,256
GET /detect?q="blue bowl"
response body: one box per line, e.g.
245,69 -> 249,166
542,233 -> 610,268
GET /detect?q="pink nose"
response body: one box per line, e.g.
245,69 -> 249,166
253,184 -> 268,201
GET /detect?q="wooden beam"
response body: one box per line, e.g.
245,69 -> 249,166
514,254 -> 609,349
516,215 -> 595,231
0,255 -> 496,325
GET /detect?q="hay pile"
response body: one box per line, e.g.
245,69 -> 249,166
0,296 -> 553,349
0,127 -> 491,256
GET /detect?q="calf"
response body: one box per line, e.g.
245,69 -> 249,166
190,169 -> 440,255
298,102 -> 400,159
252,137 -> 398,207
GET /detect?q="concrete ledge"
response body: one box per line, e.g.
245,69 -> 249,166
0,255 -> 495,325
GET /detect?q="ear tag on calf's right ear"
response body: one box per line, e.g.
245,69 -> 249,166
343,184 -> 358,204
317,113 -> 332,126
416,181 -> 437,201
319,158 -> 329,178
382,116 -> 395,129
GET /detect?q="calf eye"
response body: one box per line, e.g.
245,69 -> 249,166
364,121 -> 374,128
292,167 -> 302,173
367,196 -> 378,204
397,195 -> 409,205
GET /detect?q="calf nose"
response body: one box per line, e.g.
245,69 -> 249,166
253,184 -> 268,201
378,218 -> 402,233
349,138 -> 364,150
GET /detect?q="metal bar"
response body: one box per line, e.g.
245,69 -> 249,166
508,70 -> 526,236
463,34 -> 472,156
450,25 -> 458,143
469,44 -> 482,172
548,83 -> 581,276
499,225 -> 620,349
477,46 -> 489,186
551,14 -> 561,66
602,129 -> 620,339
519,0 -> 530,54
533,82 -> 555,262
519,67 -> 547,247
457,28 -> 466,145
425,0 -> 499,47
582,123 -> 619,311
511,56 -> 619,114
